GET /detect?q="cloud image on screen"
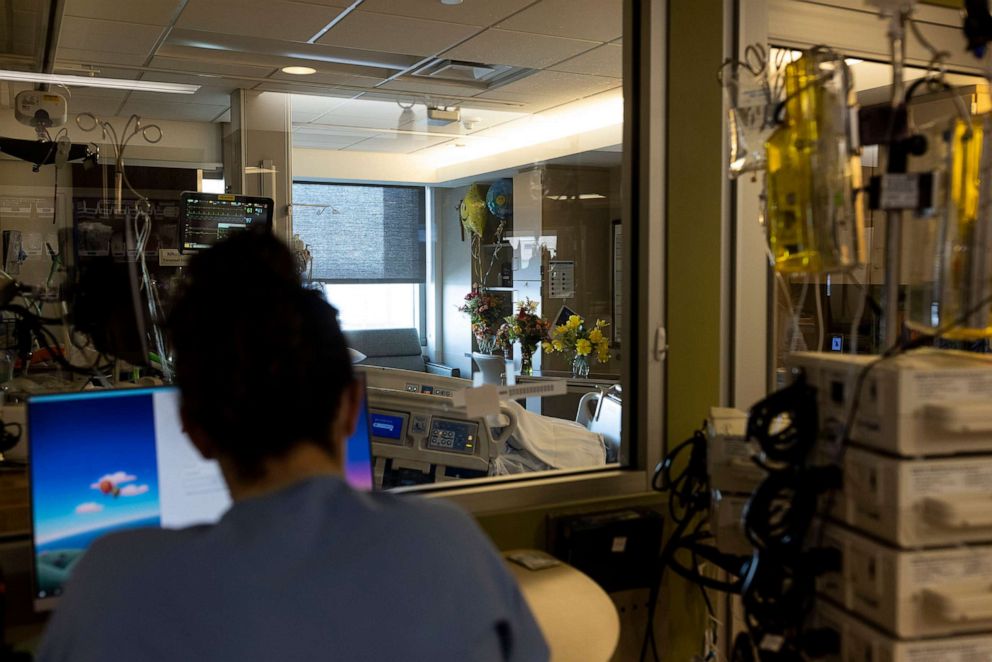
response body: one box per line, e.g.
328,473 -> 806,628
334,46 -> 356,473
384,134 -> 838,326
31,392 -> 162,597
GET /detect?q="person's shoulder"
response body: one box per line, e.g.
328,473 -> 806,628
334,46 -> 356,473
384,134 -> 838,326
366,491 -> 481,535
71,524 -> 206,585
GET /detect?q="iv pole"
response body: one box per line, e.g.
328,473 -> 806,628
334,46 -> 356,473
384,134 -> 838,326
878,1 -> 912,348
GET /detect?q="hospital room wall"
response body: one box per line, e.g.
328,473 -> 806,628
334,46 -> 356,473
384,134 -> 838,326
435,185 -> 473,376
533,164 -> 623,376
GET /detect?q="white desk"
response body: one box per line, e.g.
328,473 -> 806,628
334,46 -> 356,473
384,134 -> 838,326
504,550 -> 620,662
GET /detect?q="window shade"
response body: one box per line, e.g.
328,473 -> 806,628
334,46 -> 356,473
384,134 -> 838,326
292,182 -> 426,283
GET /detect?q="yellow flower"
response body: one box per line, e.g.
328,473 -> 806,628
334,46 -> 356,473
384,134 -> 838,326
595,319 -> 608,329
567,315 -> 582,330
598,339 -> 609,352
556,324 -> 569,335
589,328 -> 603,343
576,339 -> 592,356
542,341 -> 554,353
553,339 -> 565,351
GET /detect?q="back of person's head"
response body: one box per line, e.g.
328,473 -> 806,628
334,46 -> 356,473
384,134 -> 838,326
167,230 -> 354,478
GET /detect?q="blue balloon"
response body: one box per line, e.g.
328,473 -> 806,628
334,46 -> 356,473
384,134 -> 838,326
486,179 -> 512,220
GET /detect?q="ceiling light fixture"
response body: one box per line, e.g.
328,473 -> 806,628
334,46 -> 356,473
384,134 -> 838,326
440,0 -> 464,4
281,66 -> 317,75
0,69 -> 198,94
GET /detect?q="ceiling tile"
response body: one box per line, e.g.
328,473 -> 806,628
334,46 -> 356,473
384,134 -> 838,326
58,16 -> 165,56
128,85 -> 234,106
269,70 -> 385,88
397,106 -> 527,136
58,66 -> 143,80
118,98 -> 229,122
157,42 -> 402,79
549,43 -> 622,77
56,47 -> 151,67
478,71 -> 620,104
64,90 -> 128,117
309,98 -> 417,129
497,0 -> 622,42
293,131 -> 364,149
4,5 -> 43,58
149,56 -> 276,79
285,60 -> 395,79
375,79 -> 491,97
131,77 -> 239,106
63,0 -> 181,26
291,94 -> 351,123
177,0 -> 346,42
287,0 -> 352,5
343,134 -> 453,153
252,81 -> 361,98
317,11 -> 479,58
360,0 -> 535,26
441,29 -> 598,69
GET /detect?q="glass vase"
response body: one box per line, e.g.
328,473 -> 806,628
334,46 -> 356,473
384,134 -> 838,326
520,347 -> 534,376
571,354 -> 590,379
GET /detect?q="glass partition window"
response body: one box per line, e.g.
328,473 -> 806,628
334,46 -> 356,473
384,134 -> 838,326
6,0 -> 632,494
287,0 -> 627,490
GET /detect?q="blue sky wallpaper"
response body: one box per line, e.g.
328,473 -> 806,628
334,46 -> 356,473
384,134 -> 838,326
30,390 -> 162,546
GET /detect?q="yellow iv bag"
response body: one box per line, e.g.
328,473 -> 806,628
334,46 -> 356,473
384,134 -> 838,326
764,50 -> 865,274
906,114 -> 992,340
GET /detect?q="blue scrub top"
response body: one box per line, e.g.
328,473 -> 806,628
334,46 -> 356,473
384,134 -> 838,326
38,476 -> 549,662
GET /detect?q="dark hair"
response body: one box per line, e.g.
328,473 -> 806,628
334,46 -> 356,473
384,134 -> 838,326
167,231 -> 354,478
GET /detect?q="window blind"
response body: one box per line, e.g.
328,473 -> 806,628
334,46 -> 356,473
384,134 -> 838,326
292,182 -> 426,283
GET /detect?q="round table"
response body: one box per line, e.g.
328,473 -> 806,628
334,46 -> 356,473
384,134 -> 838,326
503,550 -> 620,661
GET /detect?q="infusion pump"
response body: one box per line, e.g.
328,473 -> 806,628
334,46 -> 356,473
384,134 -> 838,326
357,366 -> 513,488
366,387 -> 515,488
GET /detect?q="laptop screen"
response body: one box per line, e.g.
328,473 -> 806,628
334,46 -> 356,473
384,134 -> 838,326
28,385 -> 373,609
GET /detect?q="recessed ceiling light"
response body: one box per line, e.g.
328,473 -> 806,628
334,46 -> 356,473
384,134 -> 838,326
281,66 -> 317,75
440,0 -> 463,4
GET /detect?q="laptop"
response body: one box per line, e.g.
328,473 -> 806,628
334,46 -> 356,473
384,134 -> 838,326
28,384 -> 373,610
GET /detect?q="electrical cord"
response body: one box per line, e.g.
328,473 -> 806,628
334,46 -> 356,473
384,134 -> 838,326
643,425 -> 755,661
737,367 -> 844,660
745,371 -> 818,468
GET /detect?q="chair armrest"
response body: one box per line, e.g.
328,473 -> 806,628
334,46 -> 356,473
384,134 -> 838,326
426,362 -> 460,378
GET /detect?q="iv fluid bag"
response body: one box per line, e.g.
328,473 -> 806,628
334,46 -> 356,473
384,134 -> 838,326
906,114 -> 992,340
764,51 -> 865,274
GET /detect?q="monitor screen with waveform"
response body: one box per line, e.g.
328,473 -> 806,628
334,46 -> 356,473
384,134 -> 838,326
179,192 -> 273,253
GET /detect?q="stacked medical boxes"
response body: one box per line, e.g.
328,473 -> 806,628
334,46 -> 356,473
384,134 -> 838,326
791,349 -> 992,661
705,407 -> 762,556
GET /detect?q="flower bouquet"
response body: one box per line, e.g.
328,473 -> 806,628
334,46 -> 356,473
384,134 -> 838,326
496,299 -> 552,375
542,315 -> 611,378
458,288 -> 505,354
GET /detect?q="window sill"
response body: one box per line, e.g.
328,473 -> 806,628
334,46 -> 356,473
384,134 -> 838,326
414,468 -> 653,515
